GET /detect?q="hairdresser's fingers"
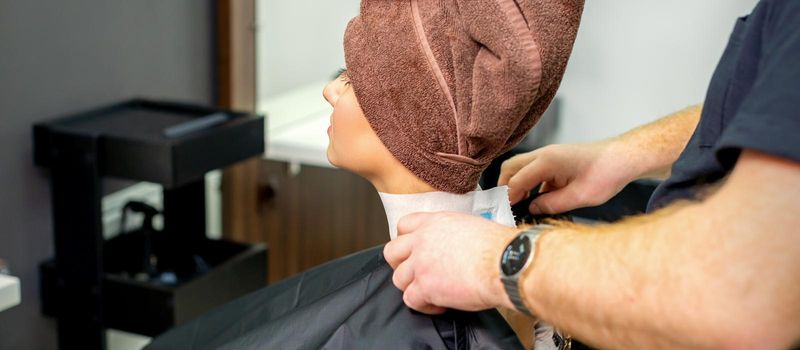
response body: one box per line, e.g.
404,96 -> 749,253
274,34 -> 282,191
384,235 -> 414,269
529,187 -> 583,215
396,212 -> 434,237
391,260 -> 415,291
507,187 -> 528,206
498,152 -> 538,187
403,283 -> 447,315
507,159 -> 553,205
507,182 -> 528,206
539,181 -> 554,194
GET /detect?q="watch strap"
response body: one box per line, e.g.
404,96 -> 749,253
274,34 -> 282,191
503,274 -> 534,317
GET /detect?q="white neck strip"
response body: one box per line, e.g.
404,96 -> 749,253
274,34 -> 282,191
378,186 -> 516,240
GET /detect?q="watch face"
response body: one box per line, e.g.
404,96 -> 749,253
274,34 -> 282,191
501,235 -> 532,276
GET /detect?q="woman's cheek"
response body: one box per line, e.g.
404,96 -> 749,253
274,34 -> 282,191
329,117 -> 355,168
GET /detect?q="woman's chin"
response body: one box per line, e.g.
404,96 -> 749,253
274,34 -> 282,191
326,148 -> 338,168
326,151 -> 339,168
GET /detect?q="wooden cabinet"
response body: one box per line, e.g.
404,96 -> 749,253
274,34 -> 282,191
223,159 -> 388,284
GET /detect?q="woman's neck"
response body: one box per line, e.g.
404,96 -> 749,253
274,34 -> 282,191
366,161 -> 438,195
370,176 -> 436,194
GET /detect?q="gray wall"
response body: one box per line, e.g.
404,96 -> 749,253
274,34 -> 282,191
0,1 -> 213,349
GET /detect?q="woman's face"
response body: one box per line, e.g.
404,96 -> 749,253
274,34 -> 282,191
323,71 -> 392,178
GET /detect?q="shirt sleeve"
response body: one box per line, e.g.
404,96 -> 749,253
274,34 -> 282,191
715,0 -> 800,167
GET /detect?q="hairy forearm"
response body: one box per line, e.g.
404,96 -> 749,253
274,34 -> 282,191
521,151 -> 800,349
608,105 -> 702,181
527,204 -> 721,349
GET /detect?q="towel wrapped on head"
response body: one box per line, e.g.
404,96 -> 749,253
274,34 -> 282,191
344,0 -> 584,193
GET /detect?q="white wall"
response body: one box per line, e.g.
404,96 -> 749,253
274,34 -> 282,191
257,0 -> 360,99
555,0 -> 759,143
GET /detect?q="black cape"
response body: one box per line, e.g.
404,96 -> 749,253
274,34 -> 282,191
145,245 -> 524,350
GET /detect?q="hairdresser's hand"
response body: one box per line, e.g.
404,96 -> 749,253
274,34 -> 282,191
499,141 -> 635,214
384,212 -> 518,314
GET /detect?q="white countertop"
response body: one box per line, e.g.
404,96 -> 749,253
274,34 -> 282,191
258,81 -> 334,168
0,274 -> 21,313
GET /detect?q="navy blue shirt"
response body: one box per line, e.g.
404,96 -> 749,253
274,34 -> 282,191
649,0 -> 800,210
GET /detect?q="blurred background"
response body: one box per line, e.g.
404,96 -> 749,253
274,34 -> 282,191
0,0 -> 759,349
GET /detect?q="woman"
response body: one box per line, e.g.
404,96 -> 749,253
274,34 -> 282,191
146,0 -> 582,349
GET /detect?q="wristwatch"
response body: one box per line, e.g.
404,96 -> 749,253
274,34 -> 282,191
500,225 -> 550,316
501,225 -> 578,350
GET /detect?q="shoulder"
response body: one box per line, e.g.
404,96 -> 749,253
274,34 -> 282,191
757,0 -> 800,34
757,0 -> 800,12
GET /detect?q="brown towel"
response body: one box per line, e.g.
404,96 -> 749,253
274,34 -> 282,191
345,0 -> 584,193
